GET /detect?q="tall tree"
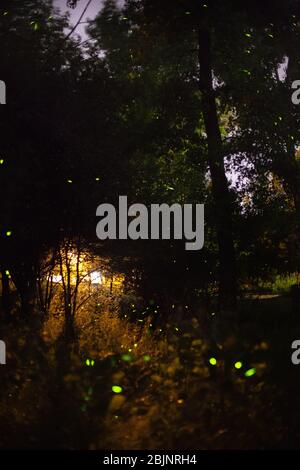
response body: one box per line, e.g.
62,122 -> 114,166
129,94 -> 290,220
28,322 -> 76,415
88,0 -> 238,311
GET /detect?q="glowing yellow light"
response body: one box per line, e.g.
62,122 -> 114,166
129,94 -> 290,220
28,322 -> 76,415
143,355 -> 151,362
6,231 -> 12,237
112,385 -> 123,394
67,179 -> 73,184
234,361 -> 243,370
0,159 -> 4,164
209,357 -> 217,366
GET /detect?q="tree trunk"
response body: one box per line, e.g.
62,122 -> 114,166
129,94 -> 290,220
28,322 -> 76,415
275,47 -> 300,213
198,26 -> 237,311
272,48 -> 300,272
13,269 -> 37,317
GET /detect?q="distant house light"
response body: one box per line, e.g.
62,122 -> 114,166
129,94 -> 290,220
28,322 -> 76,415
90,271 -> 102,284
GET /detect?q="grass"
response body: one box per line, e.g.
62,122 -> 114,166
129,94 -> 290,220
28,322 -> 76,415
256,273 -> 300,295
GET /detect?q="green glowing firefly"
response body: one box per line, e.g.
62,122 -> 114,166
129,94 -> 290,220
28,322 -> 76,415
85,359 -> 95,367
121,354 -> 132,362
112,385 -> 123,394
245,368 -> 256,378
209,357 -> 217,366
234,361 -> 243,370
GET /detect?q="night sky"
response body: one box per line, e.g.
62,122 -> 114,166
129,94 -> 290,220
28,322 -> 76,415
53,0 -> 102,39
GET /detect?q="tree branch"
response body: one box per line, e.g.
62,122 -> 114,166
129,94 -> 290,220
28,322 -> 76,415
65,0 -> 93,40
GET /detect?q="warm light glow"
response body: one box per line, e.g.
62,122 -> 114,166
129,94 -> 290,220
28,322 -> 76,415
46,249 -> 124,292
90,271 -> 102,284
